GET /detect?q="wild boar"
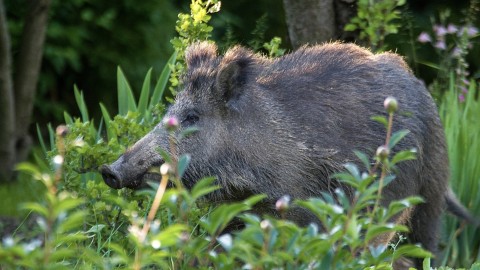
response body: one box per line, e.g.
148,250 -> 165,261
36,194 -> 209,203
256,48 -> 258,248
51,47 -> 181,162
101,42 -> 475,264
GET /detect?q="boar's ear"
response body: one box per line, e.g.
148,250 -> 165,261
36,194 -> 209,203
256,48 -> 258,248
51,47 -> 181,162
185,41 -> 218,69
216,59 -> 249,105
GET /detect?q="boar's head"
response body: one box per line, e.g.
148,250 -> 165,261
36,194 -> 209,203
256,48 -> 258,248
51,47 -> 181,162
100,42 -> 295,201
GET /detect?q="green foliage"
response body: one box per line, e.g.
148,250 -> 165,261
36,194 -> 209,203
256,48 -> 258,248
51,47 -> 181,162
5,0 -> 177,124
169,0 -> 221,98
345,0 -> 406,51
263,36 -> 286,58
14,54 -> 178,267
1,135 -> 88,269
439,76 -> 480,268
248,13 -> 270,51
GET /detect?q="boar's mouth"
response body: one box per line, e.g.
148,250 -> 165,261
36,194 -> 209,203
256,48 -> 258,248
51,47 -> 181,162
100,160 -> 164,190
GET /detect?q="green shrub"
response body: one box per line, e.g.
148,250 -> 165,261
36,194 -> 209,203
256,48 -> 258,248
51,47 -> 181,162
439,76 -> 480,268
345,0 -> 406,51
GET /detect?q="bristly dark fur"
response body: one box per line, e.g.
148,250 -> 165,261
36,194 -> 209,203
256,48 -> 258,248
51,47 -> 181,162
102,42 -> 476,268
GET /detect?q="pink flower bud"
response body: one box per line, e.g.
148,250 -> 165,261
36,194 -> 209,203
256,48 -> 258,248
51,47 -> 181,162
163,116 -> 179,131
56,125 -> 69,137
275,195 -> 291,212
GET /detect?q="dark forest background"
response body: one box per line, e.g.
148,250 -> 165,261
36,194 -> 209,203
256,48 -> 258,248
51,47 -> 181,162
4,0 -> 479,131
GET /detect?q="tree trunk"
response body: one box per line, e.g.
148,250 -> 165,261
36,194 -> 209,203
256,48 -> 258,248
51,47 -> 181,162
0,0 -> 51,183
13,0 -> 51,166
282,0 -> 357,48
0,0 -> 16,182
282,0 -> 336,48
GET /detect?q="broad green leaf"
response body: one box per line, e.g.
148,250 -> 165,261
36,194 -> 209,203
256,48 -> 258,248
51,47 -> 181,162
391,149 -> 417,165
344,163 -> 361,180
74,85 -> 89,122
332,172 -> 359,188
158,148 -> 173,164
63,111 -> 73,125
301,238 -> 332,257
203,204 -> 248,235
386,197 -> 423,220
16,163 -> 42,178
202,195 -> 265,235
365,224 -> 408,242
138,68 -> 153,115
177,154 -> 191,179
48,248 -> 77,262
354,150 -> 371,171
344,24 -> 358,31
150,51 -> 177,109
21,202 -> 48,217
319,249 -> 334,270
388,129 -> 410,149
423,257 -> 431,270
191,177 -> 219,200
96,118 -> 104,141
392,244 -> 432,259
36,124 -> 48,155
371,115 -> 388,128
106,243 -> 129,258
178,126 -> 199,140
242,194 -> 267,207
151,224 -> 188,248
117,66 -> 137,115
100,103 -> 116,140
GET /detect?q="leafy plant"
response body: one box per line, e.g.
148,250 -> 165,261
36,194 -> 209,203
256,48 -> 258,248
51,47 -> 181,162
439,76 -> 480,268
169,0 -> 221,98
1,128 -> 89,269
345,0 -> 406,51
263,36 -> 286,58
416,12 -> 478,100
30,51 -> 177,262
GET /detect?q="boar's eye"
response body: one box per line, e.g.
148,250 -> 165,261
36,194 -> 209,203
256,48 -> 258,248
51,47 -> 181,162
182,112 -> 199,126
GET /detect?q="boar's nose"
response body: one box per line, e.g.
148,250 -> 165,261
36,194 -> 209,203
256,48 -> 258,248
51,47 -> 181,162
100,165 -> 123,189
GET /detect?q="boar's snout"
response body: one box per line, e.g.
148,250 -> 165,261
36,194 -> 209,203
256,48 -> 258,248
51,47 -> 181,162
101,165 -> 123,189
100,132 -> 166,190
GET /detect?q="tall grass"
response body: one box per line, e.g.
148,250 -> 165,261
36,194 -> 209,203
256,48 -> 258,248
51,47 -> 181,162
439,75 -> 480,267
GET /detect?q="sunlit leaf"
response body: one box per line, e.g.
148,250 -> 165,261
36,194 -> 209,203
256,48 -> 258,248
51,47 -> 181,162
388,129 -> 410,149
